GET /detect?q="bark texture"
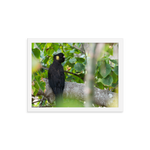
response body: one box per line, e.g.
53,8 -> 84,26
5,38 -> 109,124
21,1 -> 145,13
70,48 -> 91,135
37,78 -> 117,107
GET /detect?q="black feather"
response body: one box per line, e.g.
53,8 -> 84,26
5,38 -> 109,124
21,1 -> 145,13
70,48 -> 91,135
48,53 -> 65,106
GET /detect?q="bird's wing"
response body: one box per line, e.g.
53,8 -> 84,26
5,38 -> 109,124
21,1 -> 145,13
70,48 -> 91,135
48,64 -> 65,95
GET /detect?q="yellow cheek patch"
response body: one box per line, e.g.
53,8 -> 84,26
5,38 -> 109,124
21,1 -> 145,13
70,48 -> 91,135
56,56 -> 59,60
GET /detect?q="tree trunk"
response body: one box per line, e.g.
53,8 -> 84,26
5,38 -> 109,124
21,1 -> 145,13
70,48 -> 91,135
37,78 -> 117,107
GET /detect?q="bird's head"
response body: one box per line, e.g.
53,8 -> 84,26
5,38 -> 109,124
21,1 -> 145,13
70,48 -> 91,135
54,53 -> 65,63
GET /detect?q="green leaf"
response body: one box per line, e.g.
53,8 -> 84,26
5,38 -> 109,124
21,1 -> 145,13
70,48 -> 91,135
32,43 -> 34,49
38,81 -> 46,92
65,51 -> 74,57
101,75 -> 113,86
110,59 -> 118,65
104,44 -> 109,51
44,48 -> 47,56
40,43 -> 46,50
32,74 -> 35,80
97,61 -> 100,67
76,58 -> 85,63
71,75 -> 84,83
32,48 -> 40,59
43,56 -> 49,64
112,81 -> 118,88
32,87 -> 39,96
68,43 -> 73,46
97,82 -> 104,89
112,71 -> 118,83
97,72 -> 103,78
74,49 -> 81,54
52,43 -> 59,51
105,58 -> 109,64
35,75 -> 41,82
108,47 -> 113,56
100,61 -> 111,78
32,86 -> 35,93
76,43 -> 81,47
33,81 -> 40,96
40,51 -> 45,59
114,66 -> 118,75
70,49 -> 75,53
69,58 -> 76,63
35,76 -> 46,92
47,48 -> 54,56
66,75 -> 74,81
36,43 -> 46,50
74,63 -> 85,72
36,43 -> 41,49
46,43 -> 52,48
104,44 -> 113,56
78,73 -> 84,79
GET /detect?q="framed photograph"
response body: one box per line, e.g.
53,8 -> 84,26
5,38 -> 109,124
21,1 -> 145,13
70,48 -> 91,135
24,36 -> 126,115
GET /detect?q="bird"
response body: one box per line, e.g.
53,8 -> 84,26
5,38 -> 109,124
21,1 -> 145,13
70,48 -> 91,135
48,53 -> 65,106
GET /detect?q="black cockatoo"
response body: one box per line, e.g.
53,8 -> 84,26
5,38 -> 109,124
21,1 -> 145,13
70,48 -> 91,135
48,53 -> 65,106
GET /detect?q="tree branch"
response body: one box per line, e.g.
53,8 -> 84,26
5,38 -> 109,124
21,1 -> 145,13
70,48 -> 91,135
70,44 -> 85,54
32,99 -> 42,104
84,44 -> 97,106
42,67 -> 84,80
37,78 -> 117,107
64,71 -> 84,80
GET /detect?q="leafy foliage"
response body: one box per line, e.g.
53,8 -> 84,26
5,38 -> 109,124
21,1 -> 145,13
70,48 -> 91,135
99,61 -> 111,78
95,44 -> 118,91
32,43 -> 118,107
74,63 -> 85,72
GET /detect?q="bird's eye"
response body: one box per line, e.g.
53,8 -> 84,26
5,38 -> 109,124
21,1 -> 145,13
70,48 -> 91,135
56,56 -> 59,60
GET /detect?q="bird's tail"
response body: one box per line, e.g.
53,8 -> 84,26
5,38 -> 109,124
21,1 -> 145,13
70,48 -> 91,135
55,93 -> 63,107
